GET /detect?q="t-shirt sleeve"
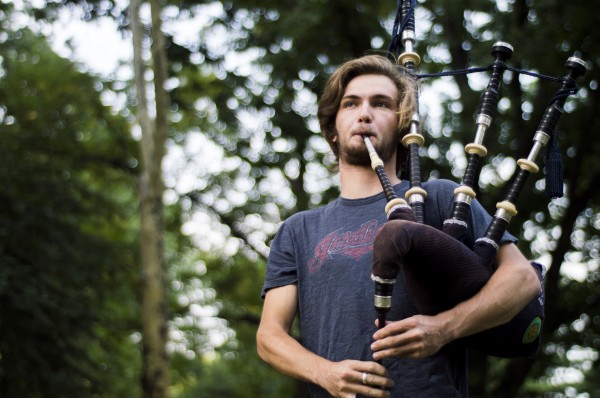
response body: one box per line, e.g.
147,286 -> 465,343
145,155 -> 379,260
261,221 -> 298,298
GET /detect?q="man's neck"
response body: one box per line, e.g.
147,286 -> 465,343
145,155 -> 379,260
339,161 -> 401,199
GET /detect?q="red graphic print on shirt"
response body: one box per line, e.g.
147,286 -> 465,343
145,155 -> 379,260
307,219 -> 383,273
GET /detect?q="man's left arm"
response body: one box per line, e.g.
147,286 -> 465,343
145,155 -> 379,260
371,242 -> 541,360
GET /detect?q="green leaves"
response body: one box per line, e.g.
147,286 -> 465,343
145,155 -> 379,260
0,29 -> 139,398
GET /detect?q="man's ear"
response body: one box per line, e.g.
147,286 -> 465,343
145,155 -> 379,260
332,134 -> 337,143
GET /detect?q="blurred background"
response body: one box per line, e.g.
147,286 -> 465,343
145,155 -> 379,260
0,0 -> 598,397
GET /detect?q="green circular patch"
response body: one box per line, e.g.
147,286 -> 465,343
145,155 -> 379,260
522,317 -> 542,344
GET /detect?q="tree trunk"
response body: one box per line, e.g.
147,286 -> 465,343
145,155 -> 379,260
131,0 -> 170,396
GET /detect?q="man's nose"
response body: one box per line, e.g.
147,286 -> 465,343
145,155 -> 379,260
358,103 -> 373,123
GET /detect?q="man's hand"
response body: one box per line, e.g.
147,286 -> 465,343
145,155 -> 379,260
371,315 -> 451,360
316,359 -> 394,398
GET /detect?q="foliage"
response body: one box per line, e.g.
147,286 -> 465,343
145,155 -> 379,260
0,28 -> 140,397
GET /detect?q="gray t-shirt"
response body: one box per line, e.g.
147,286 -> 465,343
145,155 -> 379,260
262,179 -> 516,397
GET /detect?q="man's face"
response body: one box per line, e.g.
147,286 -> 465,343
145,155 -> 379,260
334,74 -> 400,166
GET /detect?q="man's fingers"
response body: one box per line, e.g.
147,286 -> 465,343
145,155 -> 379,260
372,343 -> 423,360
372,327 -> 418,351
374,318 -> 415,339
364,372 -> 394,388
355,361 -> 389,376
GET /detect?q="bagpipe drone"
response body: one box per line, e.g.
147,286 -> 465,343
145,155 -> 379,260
368,0 -> 587,358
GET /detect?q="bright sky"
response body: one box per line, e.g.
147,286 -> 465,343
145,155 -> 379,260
45,1 -> 226,80
51,13 -> 132,78
5,0 -> 131,78
47,1 -> 133,79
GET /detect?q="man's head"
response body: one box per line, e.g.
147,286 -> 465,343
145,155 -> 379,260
317,55 -> 417,170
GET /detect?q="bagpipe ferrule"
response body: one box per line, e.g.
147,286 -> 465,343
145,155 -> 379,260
368,151 -> 384,170
398,31 -> 419,67
405,187 -> 427,203
473,122 -> 490,147
525,133 -> 549,164
409,113 -> 421,132
398,51 -> 421,68
465,143 -> 487,157
401,29 -> 416,42
534,131 -> 550,145
453,185 -> 476,200
444,218 -> 468,228
476,114 -> 493,128
374,295 -> 392,309
566,56 -> 588,75
455,191 -> 474,205
495,201 -> 518,221
517,159 -> 539,173
385,198 -> 410,217
363,135 -> 385,170
401,132 -> 425,147
475,236 -> 500,250
371,274 -> 397,285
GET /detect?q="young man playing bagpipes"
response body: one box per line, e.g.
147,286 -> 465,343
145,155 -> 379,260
256,54 -> 542,398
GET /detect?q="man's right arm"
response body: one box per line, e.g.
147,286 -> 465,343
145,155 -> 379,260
256,284 -> 393,398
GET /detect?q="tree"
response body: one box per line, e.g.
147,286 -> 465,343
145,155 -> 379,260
0,26 -> 140,397
131,0 -> 171,396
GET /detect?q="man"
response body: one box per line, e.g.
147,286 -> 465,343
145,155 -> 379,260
256,55 -> 540,397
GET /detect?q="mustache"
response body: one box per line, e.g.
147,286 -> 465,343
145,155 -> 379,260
353,129 -> 376,137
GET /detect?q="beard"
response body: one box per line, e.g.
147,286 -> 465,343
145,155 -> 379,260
338,135 -> 398,167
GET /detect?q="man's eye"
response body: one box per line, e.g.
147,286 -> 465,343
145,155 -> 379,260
375,102 -> 390,108
343,101 -> 356,108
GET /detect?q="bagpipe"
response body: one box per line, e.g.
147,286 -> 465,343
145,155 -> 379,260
368,0 -> 587,358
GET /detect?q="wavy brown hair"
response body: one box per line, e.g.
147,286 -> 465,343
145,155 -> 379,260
317,55 -> 418,174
